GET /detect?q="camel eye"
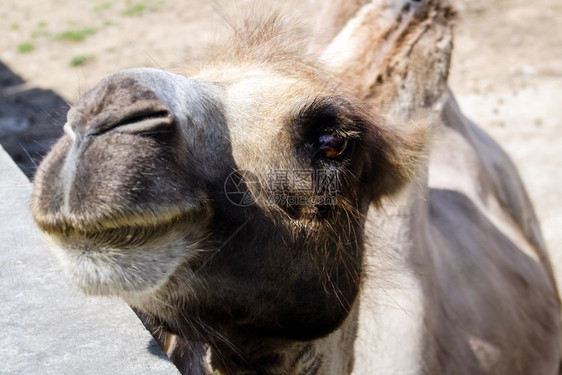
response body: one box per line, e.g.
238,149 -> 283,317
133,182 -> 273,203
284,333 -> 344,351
318,133 -> 348,159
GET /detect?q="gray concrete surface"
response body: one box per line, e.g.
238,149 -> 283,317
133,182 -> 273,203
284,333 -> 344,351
0,146 -> 179,374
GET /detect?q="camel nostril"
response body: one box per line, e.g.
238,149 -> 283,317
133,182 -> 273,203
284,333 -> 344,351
91,110 -> 174,136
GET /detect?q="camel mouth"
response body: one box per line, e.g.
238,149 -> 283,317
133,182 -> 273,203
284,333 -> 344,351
43,209 -> 210,297
46,211 -> 201,251
35,201 -> 210,248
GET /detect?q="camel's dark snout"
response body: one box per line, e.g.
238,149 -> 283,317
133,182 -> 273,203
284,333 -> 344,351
67,75 -> 175,139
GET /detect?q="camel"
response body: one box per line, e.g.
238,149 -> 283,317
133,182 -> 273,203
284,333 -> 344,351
31,0 -> 561,374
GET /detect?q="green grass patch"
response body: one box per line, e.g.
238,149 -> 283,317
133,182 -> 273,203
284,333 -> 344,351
122,3 -> 146,16
92,2 -> 113,12
57,27 -> 97,42
32,29 -> 49,38
70,54 -> 94,66
10,23 -> 19,30
103,20 -> 118,27
37,21 -> 48,28
17,43 -> 34,53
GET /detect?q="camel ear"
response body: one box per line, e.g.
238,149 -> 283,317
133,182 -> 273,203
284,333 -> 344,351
315,0 -> 456,120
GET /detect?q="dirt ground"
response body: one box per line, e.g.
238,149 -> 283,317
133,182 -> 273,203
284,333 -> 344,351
1,0 -> 561,282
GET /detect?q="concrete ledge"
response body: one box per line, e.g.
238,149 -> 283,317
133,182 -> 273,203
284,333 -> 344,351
0,146 -> 179,374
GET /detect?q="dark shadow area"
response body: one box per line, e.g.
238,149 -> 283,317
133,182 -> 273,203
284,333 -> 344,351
131,307 -> 174,362
0,60 -> 68,179
147,337 -> 171,360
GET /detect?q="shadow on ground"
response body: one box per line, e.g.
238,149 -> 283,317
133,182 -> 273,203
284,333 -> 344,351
0,60 -> 66,179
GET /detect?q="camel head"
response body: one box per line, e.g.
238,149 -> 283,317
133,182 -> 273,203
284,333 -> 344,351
30,7 -> 441,371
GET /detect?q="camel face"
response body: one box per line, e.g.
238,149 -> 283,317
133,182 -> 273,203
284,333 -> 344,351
31,64 -> 422,343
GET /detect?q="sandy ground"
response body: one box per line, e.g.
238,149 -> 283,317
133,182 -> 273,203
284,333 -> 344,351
1,0 -> 561,281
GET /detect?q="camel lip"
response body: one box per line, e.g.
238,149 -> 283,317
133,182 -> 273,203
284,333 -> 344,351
37,205 -> 210,251
34,200 -> 208,231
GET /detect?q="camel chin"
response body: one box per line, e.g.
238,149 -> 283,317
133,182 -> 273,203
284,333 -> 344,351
44,226 -> 202,298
